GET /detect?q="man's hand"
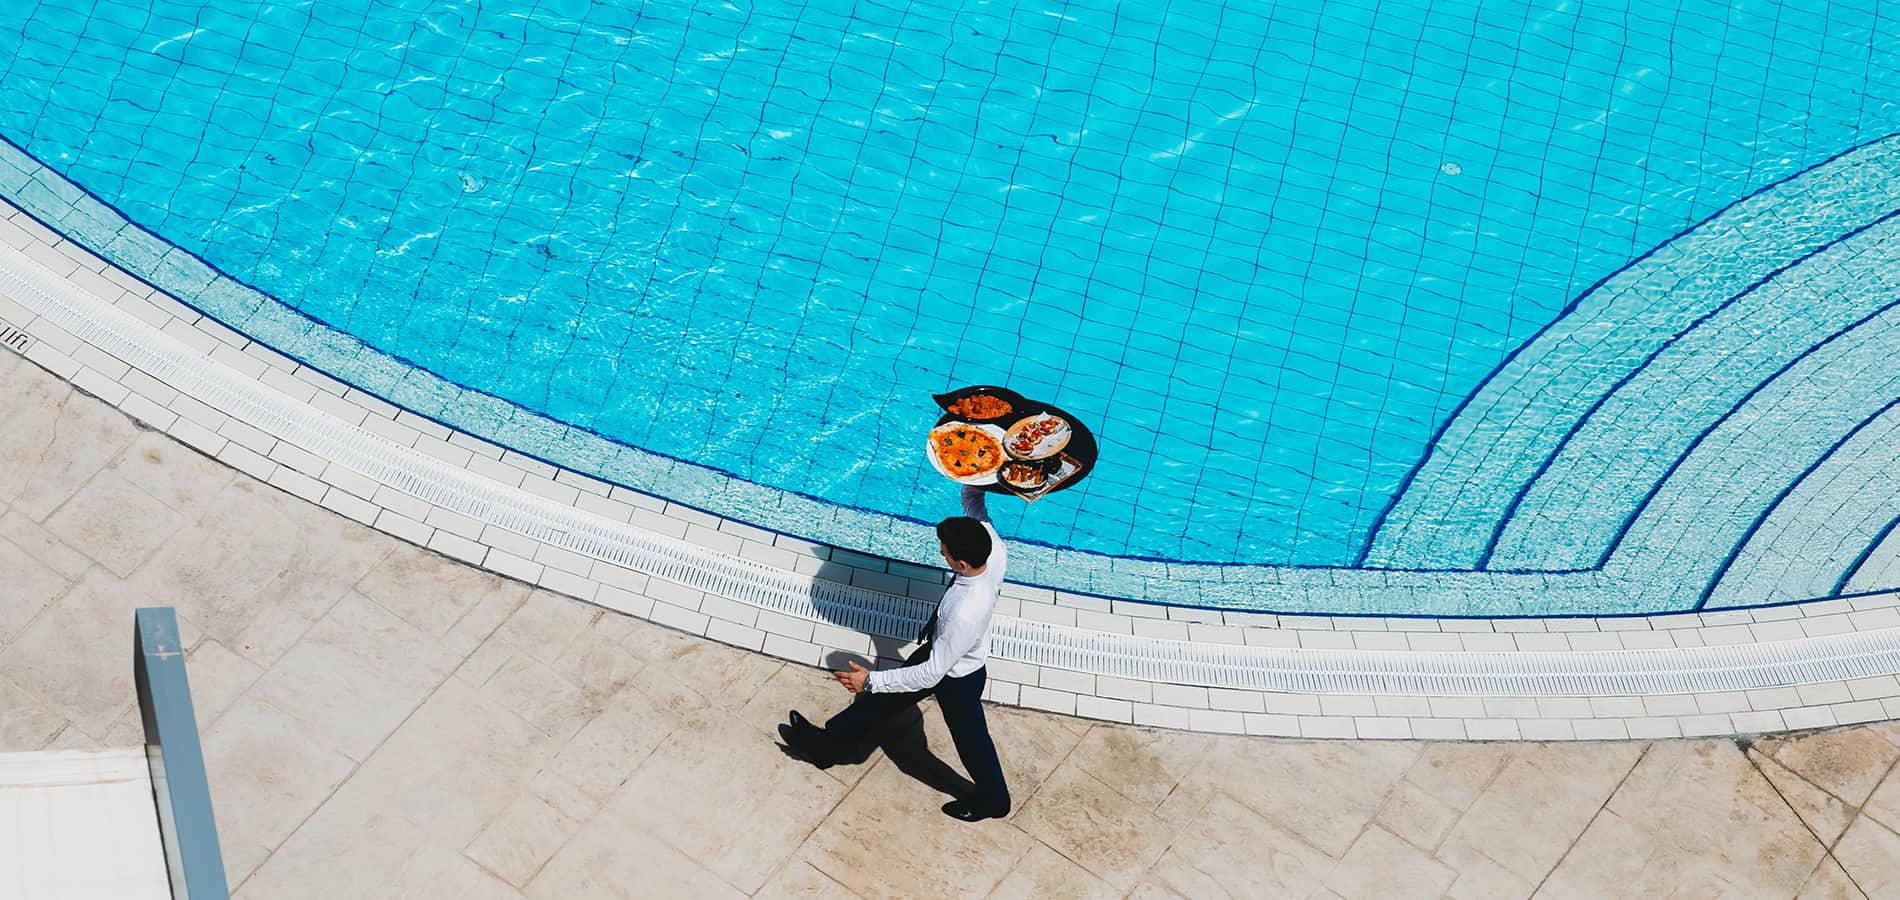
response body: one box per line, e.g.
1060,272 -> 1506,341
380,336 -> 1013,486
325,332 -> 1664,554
834,661 -> 870,694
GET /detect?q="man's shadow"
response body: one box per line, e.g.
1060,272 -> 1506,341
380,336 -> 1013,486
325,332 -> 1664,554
774,647 -> 976,801
778,554 -> 980,798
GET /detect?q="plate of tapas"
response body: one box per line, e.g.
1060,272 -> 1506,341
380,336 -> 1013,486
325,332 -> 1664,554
1005,413 -> 1071,460
999,459 -> 1051,491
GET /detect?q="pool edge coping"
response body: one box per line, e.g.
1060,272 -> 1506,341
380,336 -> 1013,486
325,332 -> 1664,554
14,134 -> 1895,617
9,211 -> 1900,741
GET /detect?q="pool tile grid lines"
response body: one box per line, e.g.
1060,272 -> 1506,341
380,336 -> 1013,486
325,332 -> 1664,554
7,201 -> 1900,635
3,179 -> 1900,630
1597,304 -> 1900,599
5,134 -> 1895,621
17,0 -> 1900,581
15,211 -> 1900,740
1701,398 -> 1900,608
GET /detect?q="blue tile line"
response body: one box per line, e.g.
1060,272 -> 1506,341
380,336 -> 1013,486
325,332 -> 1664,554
0,138 -> 1523,580
1600,314 -> 1900,612
1707,405 -> 1900,609
33,0 -> 1900,565
0,136 -> 1363,613
1838,515 -> 1900,597
1588,291 -> 1900,576
1360,131 -> 1900,569
1484,209 -> 1900,571
1696,395 -> 1900,608
1505,241 -> 1900,581
0,170 -> 1826,616
0,141 -> 962,552
0,0 -> 1603,569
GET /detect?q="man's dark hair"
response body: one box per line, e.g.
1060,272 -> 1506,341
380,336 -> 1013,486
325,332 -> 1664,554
936,516 -> 992,568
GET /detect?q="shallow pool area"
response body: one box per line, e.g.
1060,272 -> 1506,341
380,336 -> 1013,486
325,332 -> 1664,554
3,0 -> 1899,614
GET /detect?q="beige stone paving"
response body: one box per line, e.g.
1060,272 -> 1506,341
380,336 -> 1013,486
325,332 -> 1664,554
9,353 -> 1900,898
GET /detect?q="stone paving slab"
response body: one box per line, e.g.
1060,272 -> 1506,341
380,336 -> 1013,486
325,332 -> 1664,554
5,354 -> 1900,897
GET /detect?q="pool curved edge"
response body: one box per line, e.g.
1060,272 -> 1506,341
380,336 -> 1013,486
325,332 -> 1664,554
8,205 -> 1900,740
12,138 -> 1900,617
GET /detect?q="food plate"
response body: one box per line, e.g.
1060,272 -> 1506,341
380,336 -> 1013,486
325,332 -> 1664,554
1004,413 -> 1071,460
926,422 -> 1009,484
943,392 -> 1015,421
999,459 -> 1049,490
1017,454 -> 1080,501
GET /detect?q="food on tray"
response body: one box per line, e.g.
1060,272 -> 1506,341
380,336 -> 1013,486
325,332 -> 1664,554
947,393 -> 1013,420
930,424 -> 1005,479
1019,455 -> 1080,501
1005,413 -> 1071,459
928,385 -> 1094,498
1000,460 -> 1046,490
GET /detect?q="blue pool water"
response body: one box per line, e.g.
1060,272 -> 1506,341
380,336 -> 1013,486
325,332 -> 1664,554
2,0 -> 1897,571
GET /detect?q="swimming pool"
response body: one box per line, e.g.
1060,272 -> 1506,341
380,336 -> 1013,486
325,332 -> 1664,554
3,0 -> 1898,613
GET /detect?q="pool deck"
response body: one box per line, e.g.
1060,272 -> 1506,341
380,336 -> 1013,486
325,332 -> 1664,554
6,351 -> 1900,898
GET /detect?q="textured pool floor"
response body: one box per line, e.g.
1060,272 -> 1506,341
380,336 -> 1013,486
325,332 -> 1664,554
4,0 -> 1899,574
4,1 -> 1900,614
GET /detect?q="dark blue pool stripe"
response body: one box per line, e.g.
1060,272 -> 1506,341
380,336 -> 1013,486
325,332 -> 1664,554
1589,286 -> 1900,578
1480,203 -> 1900,572
1697,394 -> 1900,609
0,136 -> 951,538
0,130 -> 1355,576
1836,514 -> 1900,598
0,134 -> 1874,600
1358,129 -> 1900,568
18,150 -> 1899,620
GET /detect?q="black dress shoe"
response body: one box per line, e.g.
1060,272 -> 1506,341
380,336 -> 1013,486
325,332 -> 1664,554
941,800 -> 1008,822
779,711 -> 833,767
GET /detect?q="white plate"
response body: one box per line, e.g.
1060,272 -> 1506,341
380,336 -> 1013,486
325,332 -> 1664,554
1004,413 -> 1071,460
925,423 -> 1008,485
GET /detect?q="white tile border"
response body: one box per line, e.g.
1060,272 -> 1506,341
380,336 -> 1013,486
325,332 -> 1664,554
11,205 -> 1900,740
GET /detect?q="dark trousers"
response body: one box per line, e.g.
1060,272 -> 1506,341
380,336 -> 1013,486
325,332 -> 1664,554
823,665 -> 1010,813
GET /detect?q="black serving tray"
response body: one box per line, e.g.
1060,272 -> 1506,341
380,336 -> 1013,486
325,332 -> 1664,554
930,385 -> 1097,501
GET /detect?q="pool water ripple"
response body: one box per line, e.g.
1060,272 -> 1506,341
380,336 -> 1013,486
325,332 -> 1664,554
2,0 -> 1897,583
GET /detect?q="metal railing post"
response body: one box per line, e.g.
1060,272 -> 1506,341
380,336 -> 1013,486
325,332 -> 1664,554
134,606 -> 229,900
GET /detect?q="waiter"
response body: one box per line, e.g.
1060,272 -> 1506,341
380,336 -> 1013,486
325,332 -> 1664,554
780,486 -> 1011,822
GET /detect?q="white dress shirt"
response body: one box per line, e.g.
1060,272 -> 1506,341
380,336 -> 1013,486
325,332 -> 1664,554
866,488 -> 1007,694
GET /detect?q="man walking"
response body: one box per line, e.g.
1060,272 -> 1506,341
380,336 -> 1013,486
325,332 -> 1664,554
781,486 -> 1011,821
